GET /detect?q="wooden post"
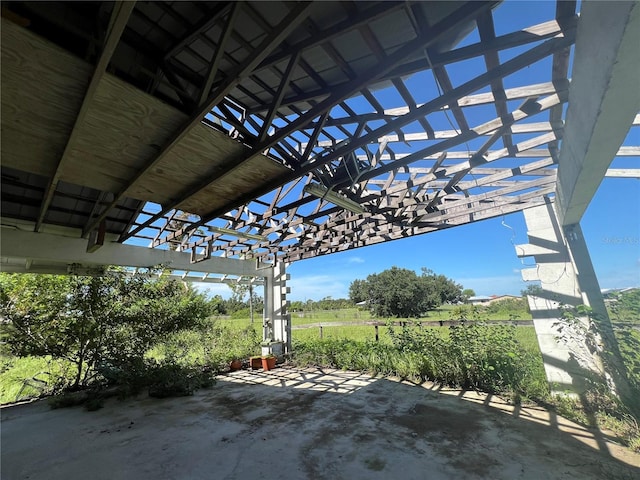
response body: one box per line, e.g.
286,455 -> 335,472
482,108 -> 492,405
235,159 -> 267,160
375,325 -> 379,342
319,325 -> 323,339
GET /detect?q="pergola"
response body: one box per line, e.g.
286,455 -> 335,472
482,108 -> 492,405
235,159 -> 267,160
1,1 -> 638,393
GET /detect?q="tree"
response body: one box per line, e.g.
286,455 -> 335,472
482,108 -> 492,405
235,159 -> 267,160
349,266 -> 462,318
349,279 -> 368,304
462,289 -> 476,301
225,283 -> 263,321
521,283 -> 543,297
0,268 -> 211,389
209,295 -> 227,315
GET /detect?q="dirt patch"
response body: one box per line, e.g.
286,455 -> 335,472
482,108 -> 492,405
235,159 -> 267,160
392,403 -> 482,441
363,456 -> 386,471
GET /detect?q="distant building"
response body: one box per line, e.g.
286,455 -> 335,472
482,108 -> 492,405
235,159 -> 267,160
468,295 -> 520,305
468,296 -> 492,305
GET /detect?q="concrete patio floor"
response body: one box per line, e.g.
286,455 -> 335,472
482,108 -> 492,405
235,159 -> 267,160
2,366 -> 639,479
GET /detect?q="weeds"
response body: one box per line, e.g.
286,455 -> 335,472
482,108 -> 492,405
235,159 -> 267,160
291,323 -> 548,401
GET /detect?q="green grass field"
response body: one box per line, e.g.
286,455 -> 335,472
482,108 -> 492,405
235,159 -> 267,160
0,356 -> 74,404
289,304 -> 532,324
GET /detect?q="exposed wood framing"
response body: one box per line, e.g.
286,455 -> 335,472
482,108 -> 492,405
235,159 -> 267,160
83,1 -> 315,237
10,1 -> 634,266
35,1 -> 135,232
164,2 -> 499,240
197,2 -> 242,108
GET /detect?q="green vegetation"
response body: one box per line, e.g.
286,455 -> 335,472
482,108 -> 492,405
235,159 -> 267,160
349,267 -> 462,317
0,356 -> 75,403
2,271 -> 637,452
291,323 -> 548,401
607,288 -> 640,400
606,289 -> 640,423
0,269 -> 211,390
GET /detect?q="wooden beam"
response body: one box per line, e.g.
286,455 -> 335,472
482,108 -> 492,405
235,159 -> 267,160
163,2 -> 232,60
197,2 -> 242,108
323,44 -> 571,185
169,2 -> 499,236
547,0 -> 577,161
83,2 -> 314,237
253,2 -> 407,76
312,121 -> 557,148
34,2 -> 135,233
203,34 -> 573,234
259,51 -> 301,143
300,81 -> 566,133
355,94 -> 564,197
476,9 -> 513,152
253,16 -> 576,114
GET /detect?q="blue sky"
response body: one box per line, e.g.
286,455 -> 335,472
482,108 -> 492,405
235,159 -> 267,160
194,1 -> 639,301
285,176 -> 639,301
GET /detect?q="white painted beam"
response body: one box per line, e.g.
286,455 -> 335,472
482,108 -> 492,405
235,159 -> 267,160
0,227 -> 264,277
556,1 -> 640,225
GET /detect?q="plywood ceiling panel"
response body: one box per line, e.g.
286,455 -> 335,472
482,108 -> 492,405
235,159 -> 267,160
61,74 -> 188,195
0,18 -> 90,177
180,155 -> 289,216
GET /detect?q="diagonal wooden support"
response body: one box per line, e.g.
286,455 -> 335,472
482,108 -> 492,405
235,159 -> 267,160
160,1 -> 499,240
163,2 -> 233,61
197,2 -> 243,108
190,33 -> 574,239
259,51 -> 301,143
476,9 -> 513,152
83,2 -> 314,238
35,1 -> 135,233
262,16 -> 576,114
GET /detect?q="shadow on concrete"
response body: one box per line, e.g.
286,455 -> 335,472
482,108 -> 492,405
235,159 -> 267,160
2,366 -> 639,480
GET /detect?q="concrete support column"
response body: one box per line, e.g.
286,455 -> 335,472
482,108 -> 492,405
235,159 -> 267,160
517,199 -> 630,399
262,261 -> 291,353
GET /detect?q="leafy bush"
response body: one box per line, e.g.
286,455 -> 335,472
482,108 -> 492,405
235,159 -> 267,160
0,269 -> 211,389
146,361 -> 216,398
291,323 -> 548,401
149,322 -> 260,366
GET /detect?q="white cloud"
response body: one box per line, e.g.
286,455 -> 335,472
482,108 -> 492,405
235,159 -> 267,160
347,256 -> 365,264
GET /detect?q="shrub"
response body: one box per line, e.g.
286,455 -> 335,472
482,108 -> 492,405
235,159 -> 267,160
291,323 -> 548,401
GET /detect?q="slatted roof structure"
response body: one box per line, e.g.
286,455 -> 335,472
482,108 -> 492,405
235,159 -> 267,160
1,1 -> 638,271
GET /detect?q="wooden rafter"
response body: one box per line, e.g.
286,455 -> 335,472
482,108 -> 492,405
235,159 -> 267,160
197,2 -> 242,108
83,1 -> 314,237
163,2 -> 233,61
476,9 -> 513,153
322,38 -> 573,186
252,16 -> 576,115
258,51 -> 301,143
177,33 -> 572,248
35,1 -> 136,233
165,1 -> 498,239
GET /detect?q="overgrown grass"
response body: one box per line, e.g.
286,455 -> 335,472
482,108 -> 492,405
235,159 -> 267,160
1,319 -> 260,405
0,356 -> 75,404
291,323 -> 548,402
147,321 -> 260,367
